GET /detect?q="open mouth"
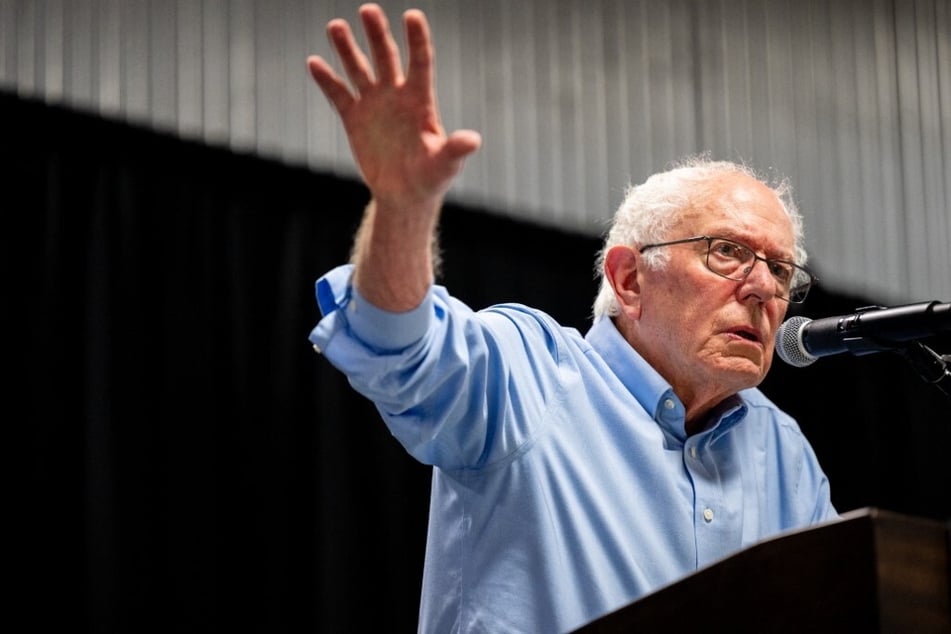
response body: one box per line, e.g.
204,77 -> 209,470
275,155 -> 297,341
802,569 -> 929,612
730,328 -> 762,344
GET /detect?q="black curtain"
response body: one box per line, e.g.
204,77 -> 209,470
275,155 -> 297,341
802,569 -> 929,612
7,93 -> 948,633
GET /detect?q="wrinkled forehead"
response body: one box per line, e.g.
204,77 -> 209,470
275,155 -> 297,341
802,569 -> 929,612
674,174 -> 795,255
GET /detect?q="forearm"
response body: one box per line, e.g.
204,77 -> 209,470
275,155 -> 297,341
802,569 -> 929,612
351,198 -> 441,312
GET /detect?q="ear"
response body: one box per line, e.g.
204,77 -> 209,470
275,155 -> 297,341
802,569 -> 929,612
604,245 -> 643,320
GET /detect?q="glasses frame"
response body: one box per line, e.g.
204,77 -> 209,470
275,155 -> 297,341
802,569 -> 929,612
638,235 -> 817,303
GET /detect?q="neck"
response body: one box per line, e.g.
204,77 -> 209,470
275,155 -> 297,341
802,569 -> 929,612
683,394 -> 742,436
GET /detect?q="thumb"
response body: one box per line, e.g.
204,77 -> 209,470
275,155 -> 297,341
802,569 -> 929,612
441,129 -> 482,162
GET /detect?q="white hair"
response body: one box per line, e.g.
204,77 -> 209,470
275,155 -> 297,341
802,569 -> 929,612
591,157 -> 807,319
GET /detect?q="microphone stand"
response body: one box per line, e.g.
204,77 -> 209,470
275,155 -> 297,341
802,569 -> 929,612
893,342 -> 951,402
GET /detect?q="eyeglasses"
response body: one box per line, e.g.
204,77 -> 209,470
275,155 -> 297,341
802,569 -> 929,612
638,235 -> 817,303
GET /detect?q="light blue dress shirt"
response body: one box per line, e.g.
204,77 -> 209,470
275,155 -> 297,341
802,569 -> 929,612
310,264 -> 838,633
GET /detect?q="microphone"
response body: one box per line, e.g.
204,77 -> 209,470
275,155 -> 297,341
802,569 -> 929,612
775,301 -> 951,367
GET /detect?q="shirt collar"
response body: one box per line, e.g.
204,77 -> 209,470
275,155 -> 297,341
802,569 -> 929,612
585,317 -> 748,443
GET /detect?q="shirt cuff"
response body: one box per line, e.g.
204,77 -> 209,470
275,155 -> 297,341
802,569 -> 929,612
310,264 -> 434,353
346,285 -> 434,351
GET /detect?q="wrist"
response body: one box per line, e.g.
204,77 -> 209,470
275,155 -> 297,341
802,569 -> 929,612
350,199 -> 440,312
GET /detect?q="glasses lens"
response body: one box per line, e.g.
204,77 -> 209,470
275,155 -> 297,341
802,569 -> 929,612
706,239 -> 751,278
787,279 -> 811,303
787,267 -> 814,303
706,238 -> 812,303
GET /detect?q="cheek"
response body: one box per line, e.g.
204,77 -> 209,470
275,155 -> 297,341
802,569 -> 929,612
675,307 -> 719,355
667,295 -> 707,334
644,266 -> 731,343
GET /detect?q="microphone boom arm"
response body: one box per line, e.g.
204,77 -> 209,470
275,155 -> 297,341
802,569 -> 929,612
894,342 -> 951,402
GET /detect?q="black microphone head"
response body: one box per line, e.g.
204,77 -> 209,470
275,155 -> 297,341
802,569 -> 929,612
775,315 -> 818,367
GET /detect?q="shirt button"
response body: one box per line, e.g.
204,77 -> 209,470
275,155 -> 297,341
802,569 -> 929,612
703,508 -> 714,523
689,446 -> 697,459
663,398 -> 675,410
312,344 -> 322,354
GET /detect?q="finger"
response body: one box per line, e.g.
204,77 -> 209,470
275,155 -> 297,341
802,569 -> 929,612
430,130 -> 481,188
327,18 -> 375,91
359,4 -> 404,85
403,9 -> 434,93
440,129 -> 483,163
307,56 -> 356,113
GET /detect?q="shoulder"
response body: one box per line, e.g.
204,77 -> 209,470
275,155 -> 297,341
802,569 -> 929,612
478,303 -> 587,349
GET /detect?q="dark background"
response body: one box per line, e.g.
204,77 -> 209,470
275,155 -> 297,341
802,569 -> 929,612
7,93 -> 949,632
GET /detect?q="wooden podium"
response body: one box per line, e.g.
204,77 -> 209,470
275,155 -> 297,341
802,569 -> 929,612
577,508 -> 950,633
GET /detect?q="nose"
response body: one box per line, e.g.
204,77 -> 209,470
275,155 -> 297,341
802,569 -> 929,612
738,257 -> 779,302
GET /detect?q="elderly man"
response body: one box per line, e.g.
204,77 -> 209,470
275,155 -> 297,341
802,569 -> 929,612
308,4 -> 838,632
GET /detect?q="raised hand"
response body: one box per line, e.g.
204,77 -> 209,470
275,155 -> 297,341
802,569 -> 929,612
307,4 -> 481,213
307,4 -> 480,311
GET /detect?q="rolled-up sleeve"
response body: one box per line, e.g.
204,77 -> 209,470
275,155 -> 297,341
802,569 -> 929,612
310,264 -> 434,354
308,264 -> 565,470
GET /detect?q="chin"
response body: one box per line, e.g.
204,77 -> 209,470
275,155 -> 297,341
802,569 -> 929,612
714,359 -> 767,391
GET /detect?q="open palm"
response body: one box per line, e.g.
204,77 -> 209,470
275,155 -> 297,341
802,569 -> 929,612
307,5 -> 481,212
